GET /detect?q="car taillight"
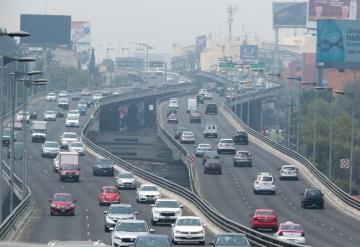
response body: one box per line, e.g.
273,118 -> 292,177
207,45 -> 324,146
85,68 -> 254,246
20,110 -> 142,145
301,232 -> 305,237
278,231 -> 283,236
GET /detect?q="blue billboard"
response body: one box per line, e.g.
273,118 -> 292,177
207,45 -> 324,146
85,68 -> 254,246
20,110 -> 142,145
240,45 -> 258,62
317,19 -> 360,68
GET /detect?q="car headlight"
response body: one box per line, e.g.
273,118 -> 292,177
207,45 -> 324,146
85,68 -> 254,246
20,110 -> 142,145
153,210 -> 160,215
175,230 -> 183,234
114,236 -> 122,241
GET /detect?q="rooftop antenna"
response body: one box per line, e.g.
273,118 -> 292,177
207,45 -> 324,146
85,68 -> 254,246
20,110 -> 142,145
227,4 -> 237,41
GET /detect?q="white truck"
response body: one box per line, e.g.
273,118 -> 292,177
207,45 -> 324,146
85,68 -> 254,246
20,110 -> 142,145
187,98 -> 197,113
57,151 -> 80,182
31,121 -> 47,143
58,97 -> 70,109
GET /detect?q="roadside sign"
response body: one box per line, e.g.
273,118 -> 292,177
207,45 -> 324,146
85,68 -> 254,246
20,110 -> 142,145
186,155 -> 195,166
219,62 -> 235,69
249,63 -> 265,71
340,159 -> 350,169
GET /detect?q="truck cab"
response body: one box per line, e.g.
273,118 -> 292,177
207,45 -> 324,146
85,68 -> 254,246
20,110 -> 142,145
58,151 -> 80,182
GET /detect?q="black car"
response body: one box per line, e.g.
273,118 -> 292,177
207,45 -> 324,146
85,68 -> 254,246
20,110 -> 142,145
202,150 -> 220,165
196,95 -> 204,104
210,233 -> 251,247
2,128 -> 12,146
174,126 -> 187,139
71,92 -> 81,101
205,103 -> 217,115
233,131 -> 248,145
216,87 -> 225,97
204,159 -> 222,174
301,188 -> 324,209
56,108 -> 65,118
7,142 -> 23,160
93,158 -> 115,176
27,106 -> 37,119
167,107 -> 177,116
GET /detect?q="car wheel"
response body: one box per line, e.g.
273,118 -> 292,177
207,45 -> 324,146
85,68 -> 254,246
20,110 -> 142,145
199,241 -> 205,245
151,219 -> 156,225
172,240 -> 177,245
104,226 -> 108,232
253,189 -> 257,194
99,201 -> 102,206
71,212 -> 75,216
50,211 -> 54,216
320,203 -> 324,209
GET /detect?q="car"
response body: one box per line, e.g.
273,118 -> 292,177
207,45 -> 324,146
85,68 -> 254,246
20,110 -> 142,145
81,95 -> 93,107
12,119 -> 23,130
46,92 -> 57,102
233,151 -> 252,167
133,235 -> 171,247
205,103 -> 217,114
136,184 -> 161,203
233,131 -> 248,145
68,141 -> 85,155
78,100 -> 88,108
41,141 -> 60,158
217,139 -> 236,154
167,107 -> 178,116
202,150 -> 220,165
253,172 -> 276,195
47,240 -> 106,246
58,97 -> 70,109
93,158 -> 114,176
198,88 -> 208,96
132,82 -> 143,91
116,172 -> 137,189
174,126 -> 187,139
60,132 -> 79,148
44,110 -> 57,121
279,165 -> 298,180
204,92 -> 213,100
273,221 -> 305,244
110,219 -> 153,247
151,199 -> 183,225
250,209 -> 278,231
104,204 -> 138,232
301,188 -> 324,209
27,106 -> 38,119
171,216 -> 206,245
93,93 -> 103,101
7,142 -> 23,160
195,143 -> 212,157
179,131 -> 195,144
167,113 -> 178,124
77,105 -> 86,115
216,87 -> 225,97
81,88 -> 91,96
68,109 -> 80,118
2,128 -> 12,146
168,99 -> 178,108
189,111 -> 201,123
49,193 -> 76,216
56,108 -> 65,118
71,92 -> 81,101
58,90 -> 69,98
196,95 -> 204,104
65,115 -> 80,127
210,233 -> 251,246
204,159 -> 222,174
16,111 -> 30,123
98,186 -> 121,206
203,123 -> 218,138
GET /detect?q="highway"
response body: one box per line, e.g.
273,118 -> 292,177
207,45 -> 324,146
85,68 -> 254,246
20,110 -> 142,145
159,94 -> 360,247
5,92 -> 210,246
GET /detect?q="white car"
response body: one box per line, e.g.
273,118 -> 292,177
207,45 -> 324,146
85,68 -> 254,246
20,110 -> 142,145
172,216 -> 206,245
41,141 -> 60,158
195,144 -> 212,157
204,92 -> 213,100
279,165 -> 298,180
65,115 -> 80,127
44,110 -> 57,121
136,184 -> 161,203
60,132 -> 79,148
46,92 -> 57,102
16,111 -> 30,123
68,141 -> 85,155
58,90 -> 68,98
67,110 -> 80,119
168,98 -> 178,108
179,131 -> 195,144
93,93 -> 103,101
110,219 -> 153,247
253,172 -> 276,195
53,154 -> 60,172
217,139 -> 236,154
198,88 -> 208,96
203,123 -> 218,138
116,172 -> 137,189
151,199 -> 183,225
273,221 -> 306,244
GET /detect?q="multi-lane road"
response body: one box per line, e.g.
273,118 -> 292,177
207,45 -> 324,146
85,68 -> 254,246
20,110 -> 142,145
159,94 -> 360,247
6,93 -> 209,246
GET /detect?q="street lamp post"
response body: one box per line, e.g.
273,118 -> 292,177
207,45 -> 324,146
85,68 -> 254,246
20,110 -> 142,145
328,104 -> 333,178
336,91 -> 355,194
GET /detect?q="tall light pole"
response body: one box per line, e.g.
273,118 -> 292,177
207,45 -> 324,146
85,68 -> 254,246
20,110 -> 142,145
336,91 -> 355,195
328,104 -> 334,179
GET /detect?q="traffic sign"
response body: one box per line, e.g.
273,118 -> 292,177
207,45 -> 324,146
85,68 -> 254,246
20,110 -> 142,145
219,62 -> 235,69
249,63 -> 265,71
340,159 -> 350,169
186,155 -> 195,165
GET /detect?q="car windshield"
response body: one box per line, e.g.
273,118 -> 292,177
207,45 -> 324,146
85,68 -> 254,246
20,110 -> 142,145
255,210 -> 274,216
198,144 -> 211,149
62,165 -> 79,170
134,238 -> 169,247
283,166 -> 296,170
118,173 -> 134,179
46,111 -> 56,114
176,218 -> 201,226
141,186 -> 157,191
182,132 -> 193,136
281,224 -> 303,231
71,143 -> 83,148
63,133 -> 77,139
53,194 -> 72,202
221,140 -> 233,144
260,176 -> 273,182
109,206 -> 133,214
96,159 -> 113,166
67,115 -> 79,120
45,142 -> 58,148
307,190 -> 322,197
48,93 -> 56,96
116,222 -> 147,232
103,187 -> 117,193
236,152 -> 250,157
155,200 -> 179,208
215,236 -> 250,246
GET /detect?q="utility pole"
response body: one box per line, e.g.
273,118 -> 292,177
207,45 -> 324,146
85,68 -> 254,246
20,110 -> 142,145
227,5 -> 237,41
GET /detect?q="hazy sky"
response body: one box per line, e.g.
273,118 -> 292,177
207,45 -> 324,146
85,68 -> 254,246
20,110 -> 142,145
0,0 -> 292,58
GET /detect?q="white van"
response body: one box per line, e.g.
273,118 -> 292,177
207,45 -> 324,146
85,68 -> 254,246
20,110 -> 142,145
204,123 -> 218,138
187,98 -> 197,113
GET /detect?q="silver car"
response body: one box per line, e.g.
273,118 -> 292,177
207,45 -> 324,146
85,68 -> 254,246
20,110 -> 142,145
279,165 -> 298,180
233,151 -> 252,167
116,172 -> 137,189
69,141 -> 85,156
110,219 -> 153,247
104,204 -> 138,232
44,110 -> 57,121
41,141 -> 60,158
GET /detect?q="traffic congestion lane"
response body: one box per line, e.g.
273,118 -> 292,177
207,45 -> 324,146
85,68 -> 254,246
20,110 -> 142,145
17,95 -> 210,246
160,95 -> 360,247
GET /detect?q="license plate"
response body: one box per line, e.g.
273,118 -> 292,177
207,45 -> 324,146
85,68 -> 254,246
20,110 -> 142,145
186,235 -> 192,239
164,216 -> 171,219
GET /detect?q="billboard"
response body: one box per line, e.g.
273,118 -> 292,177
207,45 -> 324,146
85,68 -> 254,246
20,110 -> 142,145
317,19 -> 360,68
196,35 -> 207,50
309,0 -> 360,23
71,21 -> 91,44
240,45 -> 258,62
20,14 -> 71,46
273,2 -> 307,27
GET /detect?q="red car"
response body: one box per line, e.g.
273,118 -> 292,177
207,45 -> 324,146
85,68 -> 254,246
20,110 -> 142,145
49,193 -> 76,216
98,186 -> 121,206
250,209 -> 278,231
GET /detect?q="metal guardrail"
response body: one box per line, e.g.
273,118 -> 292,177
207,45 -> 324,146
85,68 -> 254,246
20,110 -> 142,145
222,103 -> 360,210
82,88 -> 303,247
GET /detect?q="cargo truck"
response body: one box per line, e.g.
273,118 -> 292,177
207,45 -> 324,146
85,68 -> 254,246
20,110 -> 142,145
57,151 -> 80,182
31,121 -> 47,143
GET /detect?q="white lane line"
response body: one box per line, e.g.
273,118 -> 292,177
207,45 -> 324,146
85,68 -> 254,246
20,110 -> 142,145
87,223 -> 90,228
43,169 -> 48,174
87,232 -> 90,236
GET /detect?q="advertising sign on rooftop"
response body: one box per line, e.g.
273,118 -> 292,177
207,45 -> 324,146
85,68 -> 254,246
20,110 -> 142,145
71,21 -> 91,44
273,2 -> 307,28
